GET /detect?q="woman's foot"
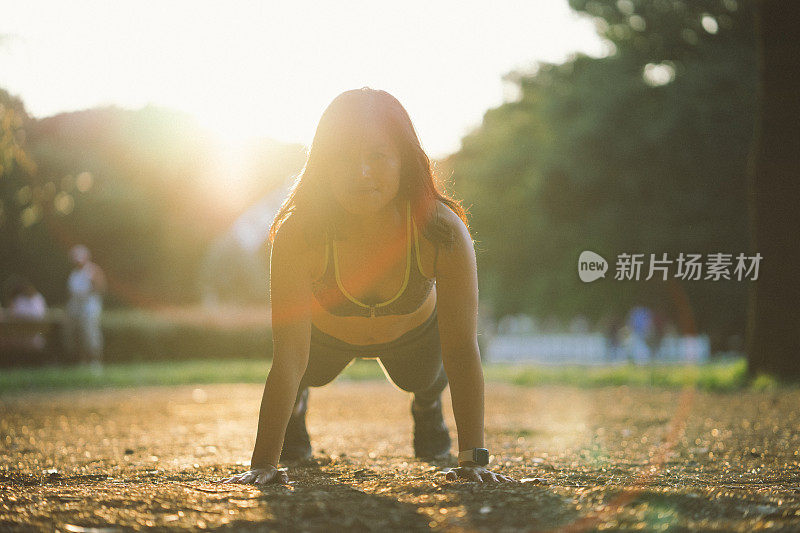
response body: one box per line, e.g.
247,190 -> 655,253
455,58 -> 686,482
280,387 -> 312,461
411,396 -> 451,459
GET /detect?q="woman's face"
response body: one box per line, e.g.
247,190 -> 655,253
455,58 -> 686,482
328,120 -> 402,217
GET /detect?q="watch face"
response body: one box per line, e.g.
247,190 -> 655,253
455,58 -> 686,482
474,448 -> 489,466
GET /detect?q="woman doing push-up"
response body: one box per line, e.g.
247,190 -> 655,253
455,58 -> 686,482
224,87 -> 515,485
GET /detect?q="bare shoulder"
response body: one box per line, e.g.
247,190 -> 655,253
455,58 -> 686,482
434,200 -> 473,253
270,213 -> 320,280
272,213 -> 307,251
431,200 -> 476,281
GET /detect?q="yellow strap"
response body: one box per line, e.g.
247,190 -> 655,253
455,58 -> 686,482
333,200 -> 412,309
411,215 -> 429,278
319,239 -> 329,279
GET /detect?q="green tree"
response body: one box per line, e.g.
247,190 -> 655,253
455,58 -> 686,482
0,88 -> 56,304
446,0 -> 755,347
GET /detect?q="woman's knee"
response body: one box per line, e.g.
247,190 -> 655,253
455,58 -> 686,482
300,372 -> 339,388
379,359 -> 446,393
299,356 -> 352,388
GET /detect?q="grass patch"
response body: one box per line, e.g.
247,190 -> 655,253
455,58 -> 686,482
0,358 -> 385,394
0,359 -> 268,392
486,358 -> 750,391
0,357 -> 759,394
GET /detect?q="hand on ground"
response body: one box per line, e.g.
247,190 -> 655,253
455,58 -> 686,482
443,465 -> 517,483
221,466 -> 289,485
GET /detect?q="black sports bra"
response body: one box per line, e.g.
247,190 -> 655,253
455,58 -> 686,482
311,200 -> 436,318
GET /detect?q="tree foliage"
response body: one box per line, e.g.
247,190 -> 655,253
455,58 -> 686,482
446,0 -> 755,344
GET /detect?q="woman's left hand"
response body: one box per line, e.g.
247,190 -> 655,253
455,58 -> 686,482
443,465 -> 517,483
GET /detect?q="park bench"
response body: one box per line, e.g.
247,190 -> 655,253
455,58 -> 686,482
0,313 -> 66,367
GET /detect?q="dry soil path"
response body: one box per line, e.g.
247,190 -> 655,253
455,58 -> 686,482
2,381 -> 799,531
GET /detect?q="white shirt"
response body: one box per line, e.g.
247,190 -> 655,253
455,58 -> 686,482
68,264 -> 98,297
9,293 -> 47,320
67,264 -> 102,317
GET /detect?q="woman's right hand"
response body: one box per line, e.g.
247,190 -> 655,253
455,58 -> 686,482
221,465 -> 289,485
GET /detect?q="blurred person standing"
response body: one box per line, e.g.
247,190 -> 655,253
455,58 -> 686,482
602,312 -> 624,362
648,308 -> 668,360
64,245 -> 107,369
626,305 -> 654,363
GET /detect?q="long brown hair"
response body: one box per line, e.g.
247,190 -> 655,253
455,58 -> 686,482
268,87 -> 468,249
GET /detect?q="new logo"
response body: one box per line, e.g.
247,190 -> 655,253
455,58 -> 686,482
578,251 -> 608,282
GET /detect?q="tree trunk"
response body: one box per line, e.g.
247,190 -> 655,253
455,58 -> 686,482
746,0 -> 800,379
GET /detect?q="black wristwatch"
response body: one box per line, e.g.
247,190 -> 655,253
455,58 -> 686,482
457,448 -> 489,466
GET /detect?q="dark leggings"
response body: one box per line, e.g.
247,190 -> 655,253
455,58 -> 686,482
295,307 -> 449,406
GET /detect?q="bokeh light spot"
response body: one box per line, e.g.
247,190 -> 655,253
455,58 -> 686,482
54,192 -> 75,215
629,15 -> 646,32
616,0 -> 635,16
76,171 -> 94,192
701,14 -> 719,34
20,204 -> 41,227
643,63 -> 676,87
15,185 -> 31,206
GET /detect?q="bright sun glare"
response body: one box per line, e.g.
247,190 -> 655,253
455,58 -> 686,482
1,1 -> 605,159
203,137 -> 257,210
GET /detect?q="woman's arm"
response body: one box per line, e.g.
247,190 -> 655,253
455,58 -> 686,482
226,218 -> 313,482
434,210 -> 484,454
435,208 -> 515,483
90,263 -> 107,295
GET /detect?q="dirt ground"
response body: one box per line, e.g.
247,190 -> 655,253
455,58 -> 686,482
1,380 -> 799,532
